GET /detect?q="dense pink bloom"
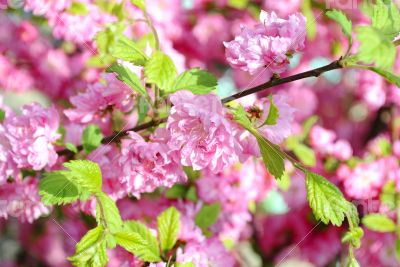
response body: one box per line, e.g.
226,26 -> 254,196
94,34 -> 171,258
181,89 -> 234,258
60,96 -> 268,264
119,132 -> 186,197
166,90 -> 241,173
196,159 -> 274,241
3,103 -> 60,170
0,177 -> 50,223
65,74 -> 136,123
337,161 -> 386,199
310,125 -> 353,160
224,11 -> 306,76
176,237 -> 235,267
256,94 -> 295,144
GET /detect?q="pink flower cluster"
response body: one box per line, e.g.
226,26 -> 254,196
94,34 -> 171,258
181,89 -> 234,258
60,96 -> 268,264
224,11 -> 306,76
119,132 -> 186,197
166,91 -> 242,173
65,74 -> 136,124
0,103 -> 60,182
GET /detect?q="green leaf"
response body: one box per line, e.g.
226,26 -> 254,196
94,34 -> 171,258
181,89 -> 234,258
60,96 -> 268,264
232,105 -> 285,179
362,213 -> 396,232
64,160 -> 102,193
124,221 -> 160,258
176,263 -> 196,267
106,63 -> 147,96
195,203 -> 221,230
170,68 -> 217,94
227,0 -> 249,9
39,171 -> 81,205
260,95 -> 279,127
165,184 -> 187,199
82,125 -> 103,154
380,181 -> 397,209
369,67 -> 400,87
130,0 -> 146,10
305,171 -> 353,226
67,2 -> 89,15
286,137 -> 316,167
65,143 -> 78,154
326,9 -> 352,46
114,230 -> 161,262
301,0 -> 317,40
185,186 -> 198,202
144,51 -> 177,91
370,0 -> 400,40
111,35 -> 148,65
0,109 -> 5,122
342,227 -> 364,248
255,135 -> 285,179
157,206 -> 180,251
232,105 -> 254,131
346,254 -> 360,267
68,226 -> 108,267
96,192 -> 123,233
356,26 -> 396,69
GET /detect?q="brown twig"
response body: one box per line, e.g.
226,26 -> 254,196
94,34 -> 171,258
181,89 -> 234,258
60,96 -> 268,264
57,59 -> 343,156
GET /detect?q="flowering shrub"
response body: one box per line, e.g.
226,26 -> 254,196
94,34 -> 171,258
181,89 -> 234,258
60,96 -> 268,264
0,0 -> 400,267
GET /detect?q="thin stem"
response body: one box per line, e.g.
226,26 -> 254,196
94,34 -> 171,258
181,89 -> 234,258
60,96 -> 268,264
57,59 -> 343,156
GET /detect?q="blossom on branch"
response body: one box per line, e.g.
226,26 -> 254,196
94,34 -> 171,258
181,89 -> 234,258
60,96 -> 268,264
224,11 -> 306,77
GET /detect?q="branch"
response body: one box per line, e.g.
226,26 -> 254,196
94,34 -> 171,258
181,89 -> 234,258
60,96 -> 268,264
57,59 -> 343,157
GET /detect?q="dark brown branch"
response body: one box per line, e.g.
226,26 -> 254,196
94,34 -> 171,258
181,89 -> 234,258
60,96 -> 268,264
57,59 -> 343,157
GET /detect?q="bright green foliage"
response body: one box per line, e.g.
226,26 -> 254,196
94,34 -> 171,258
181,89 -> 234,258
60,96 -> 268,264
130,0 -> 145,10
0,109 -> 5,122
157,207 -> 180,251
64,160 -> 102,193
124,221 -> 160,256
68,226 -> 108,267
171,68 -> 218,94
232,105 -> 285,179
286,137 -> 316,167
114,230 -> 161,262
305,171 -> 354,226
227,0 -> 249,9
39,171 -> 82,205
95,192 -> 123,233
66,143 -> 79,153
111,35 -> 148,66
145,51 -> 177,91
342,227 -> 364,248
326,10 -> 352,46
369,67 -> 400,87
301,0 -> 317,39
255,135 -> 285,179
176,262 -> 196,267
369,0 -> 400,40
195,202 -> 221,231
346,255 -> 361,267
106,64 -> 147,96
82,125 -> 103,154
260,95 -> 279,126
67,2 -> 89,15
356,26 -> 396,69
362,213 -> 396,232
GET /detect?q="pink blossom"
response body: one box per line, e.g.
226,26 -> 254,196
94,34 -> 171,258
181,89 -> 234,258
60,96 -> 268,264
65,74 -> 136,123
309,125 -> 336,152
224,11 -> 306,76
119,132 -> 186,197
0,177 -> 50,223
176,237 -> 235,267
166,90 -> 241,173
3,103 -> 60,170
257,94 -> 296,144
331,140 -> 353,161
337,161 -> 386,200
